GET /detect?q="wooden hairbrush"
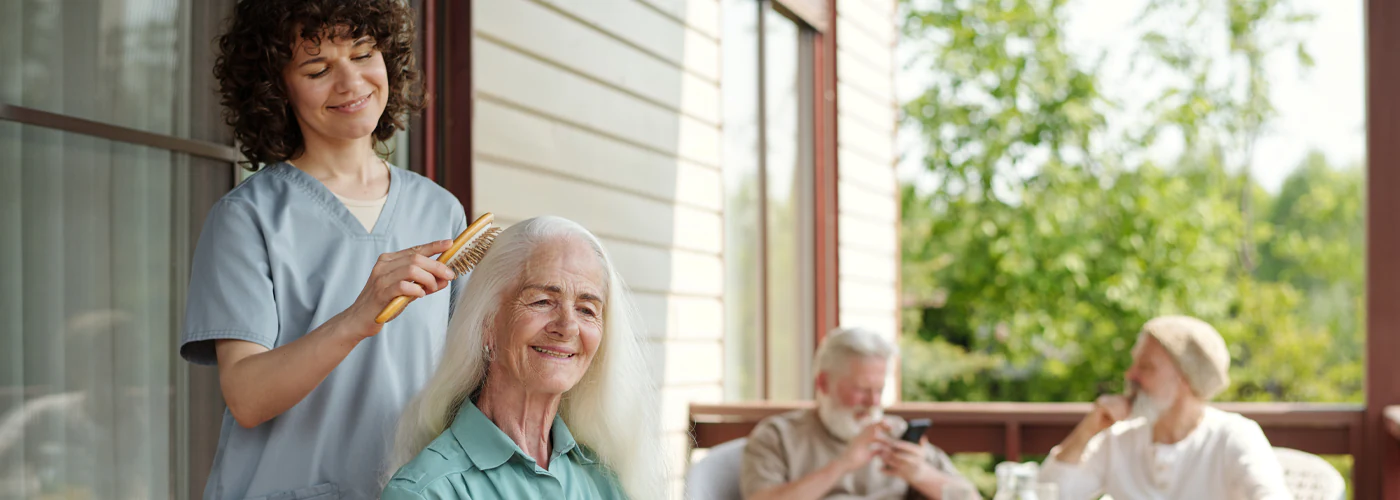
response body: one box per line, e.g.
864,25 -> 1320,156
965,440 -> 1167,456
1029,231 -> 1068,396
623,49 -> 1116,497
374,212 -> 504,324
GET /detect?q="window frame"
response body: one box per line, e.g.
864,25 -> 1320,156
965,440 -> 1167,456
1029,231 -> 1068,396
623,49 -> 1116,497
434,0 -> 473,214
0,2 -> 240,497
723,0 -> 841,401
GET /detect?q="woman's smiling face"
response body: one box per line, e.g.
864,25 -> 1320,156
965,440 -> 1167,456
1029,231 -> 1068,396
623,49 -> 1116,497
282,29 -> 389,146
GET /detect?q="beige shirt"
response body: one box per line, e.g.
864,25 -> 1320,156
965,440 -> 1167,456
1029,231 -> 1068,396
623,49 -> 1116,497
740,409 -> 965,500
333,192 -> 388,232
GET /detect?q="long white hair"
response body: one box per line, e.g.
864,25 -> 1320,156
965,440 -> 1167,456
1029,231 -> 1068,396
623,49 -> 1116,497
387,216 -> 666,498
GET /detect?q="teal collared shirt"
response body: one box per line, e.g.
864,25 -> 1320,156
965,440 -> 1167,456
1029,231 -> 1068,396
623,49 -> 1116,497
382,400 -> 628,500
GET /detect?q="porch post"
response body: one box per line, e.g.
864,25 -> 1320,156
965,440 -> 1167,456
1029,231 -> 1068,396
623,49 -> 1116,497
1361,0 -> 1400,496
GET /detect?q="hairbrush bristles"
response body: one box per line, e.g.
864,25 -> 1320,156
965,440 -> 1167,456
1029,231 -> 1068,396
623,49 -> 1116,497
446,226 -> 502,275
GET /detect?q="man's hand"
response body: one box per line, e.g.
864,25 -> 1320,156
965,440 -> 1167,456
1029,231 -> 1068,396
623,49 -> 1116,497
883,437 -> 972,499
1053,394 -> 1128,465
879,439 -> 929,480
1077,394 -> 1129,437
837,420 -> 893,472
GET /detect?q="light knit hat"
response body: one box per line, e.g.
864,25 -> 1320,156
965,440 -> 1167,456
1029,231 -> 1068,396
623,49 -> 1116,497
1139,315 -> 1232,400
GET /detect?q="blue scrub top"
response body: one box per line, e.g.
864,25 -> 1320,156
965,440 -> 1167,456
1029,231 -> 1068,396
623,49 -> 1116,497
179,163 -> 468,500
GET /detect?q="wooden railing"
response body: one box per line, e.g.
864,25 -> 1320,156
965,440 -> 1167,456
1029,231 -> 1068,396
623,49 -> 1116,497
690,401 -> 1365,461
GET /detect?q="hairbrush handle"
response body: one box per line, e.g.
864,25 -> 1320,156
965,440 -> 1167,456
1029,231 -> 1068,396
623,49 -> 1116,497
374,213 -> 496,324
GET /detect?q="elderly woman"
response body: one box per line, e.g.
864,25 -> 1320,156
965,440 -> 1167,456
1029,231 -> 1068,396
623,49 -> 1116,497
382,216 -> 666,499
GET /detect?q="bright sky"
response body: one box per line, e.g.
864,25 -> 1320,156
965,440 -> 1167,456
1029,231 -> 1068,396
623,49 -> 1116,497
896,0 -> 1366,193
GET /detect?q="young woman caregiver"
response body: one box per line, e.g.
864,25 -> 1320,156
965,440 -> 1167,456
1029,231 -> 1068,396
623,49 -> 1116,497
179,1 -> 467,499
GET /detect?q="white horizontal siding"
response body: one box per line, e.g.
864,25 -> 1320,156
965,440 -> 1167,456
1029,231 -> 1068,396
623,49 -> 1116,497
632,292 -> 724,342
839,149 -> 897,197
477,0 -> 720,124
838,213 -> 897,253
475,39 -> 721,167
606,239 -> 724,297
474,160 -> 722,255
836,0 -> 901,394
838,180 -> 898,225
840,158 -> 897,189
858,0 -> 897,19
487,218 -> 725,299
635,0 -> 721,39
533,0 -> 720,81
839,81 -> 897,134
838,0 -> 896,46
839,115 -> 894,162
646,339 -> 724,385
836,16 -> 892,73
837,48 -> 894,104
839,245 -> 898,284
840,278 -> 898,314
474,100 -> 722,212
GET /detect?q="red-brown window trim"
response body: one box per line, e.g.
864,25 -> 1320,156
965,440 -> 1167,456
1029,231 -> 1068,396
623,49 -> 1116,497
411,0 -> 470,212
409,0 -> 438,181
438,0 -> 473,214
812,0 -> 840,349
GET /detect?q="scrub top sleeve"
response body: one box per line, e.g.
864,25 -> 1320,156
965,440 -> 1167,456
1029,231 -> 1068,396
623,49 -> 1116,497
179,199 -> 280,365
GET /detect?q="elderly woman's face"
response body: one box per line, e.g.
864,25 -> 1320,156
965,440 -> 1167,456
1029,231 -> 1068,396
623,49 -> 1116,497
490,237 -> 607,395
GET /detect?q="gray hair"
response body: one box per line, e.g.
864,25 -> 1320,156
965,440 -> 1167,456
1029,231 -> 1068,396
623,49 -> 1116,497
386,216 -> 666,499
815,327 -> 898,374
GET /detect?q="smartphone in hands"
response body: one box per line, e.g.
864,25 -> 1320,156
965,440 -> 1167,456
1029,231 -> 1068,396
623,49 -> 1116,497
901,418 -> 932,443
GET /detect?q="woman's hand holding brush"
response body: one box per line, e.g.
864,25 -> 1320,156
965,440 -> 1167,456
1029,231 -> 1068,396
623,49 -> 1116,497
343,239 -> 459,338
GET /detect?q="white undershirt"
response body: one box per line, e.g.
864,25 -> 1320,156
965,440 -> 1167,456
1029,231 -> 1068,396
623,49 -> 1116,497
334,191 -> 388,232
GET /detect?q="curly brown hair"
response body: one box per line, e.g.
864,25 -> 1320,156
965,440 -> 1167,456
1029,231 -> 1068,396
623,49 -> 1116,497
214,0 -> 425,170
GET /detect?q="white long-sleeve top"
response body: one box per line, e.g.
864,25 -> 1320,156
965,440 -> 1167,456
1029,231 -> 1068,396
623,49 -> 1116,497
1040,407 -> 1294,500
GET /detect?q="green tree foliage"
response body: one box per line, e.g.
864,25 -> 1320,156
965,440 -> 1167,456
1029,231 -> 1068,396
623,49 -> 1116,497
899,0 -> 1363,406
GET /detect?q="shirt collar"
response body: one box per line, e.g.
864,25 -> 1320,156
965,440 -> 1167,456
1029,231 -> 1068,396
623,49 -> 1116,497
550,414 -> 596,465
449,399 -> 594,471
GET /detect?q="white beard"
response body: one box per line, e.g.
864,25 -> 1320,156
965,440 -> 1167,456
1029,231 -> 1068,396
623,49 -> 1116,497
1129,382 -> 1177,423
816,392 -> 883,442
